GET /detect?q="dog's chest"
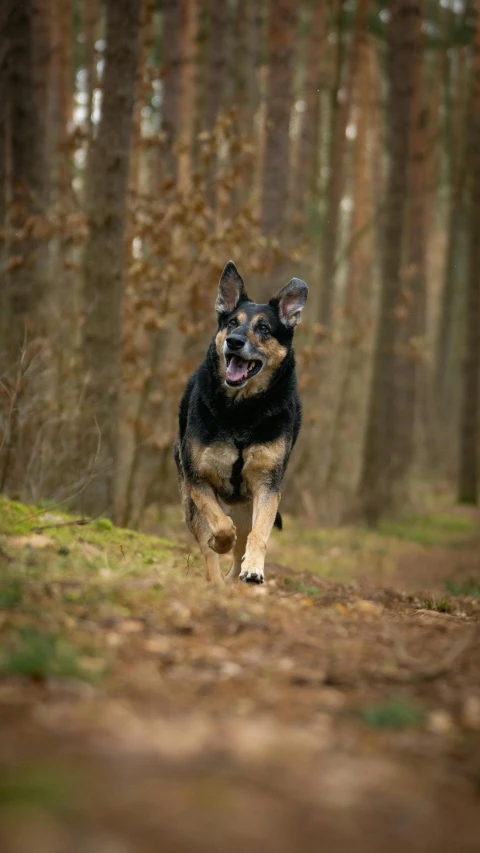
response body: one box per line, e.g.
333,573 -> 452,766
196,441 -> 249,501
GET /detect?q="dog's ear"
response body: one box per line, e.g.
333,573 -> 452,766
216,261 -> 248,314
270,278 -> 308,328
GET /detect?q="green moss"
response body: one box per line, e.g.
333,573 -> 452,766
0,628 -> 97,682
94,517 -> 113,531
445,578 -> 480,597
0,579 -> 23,609
0,767 -> 78,813
378,515 -> 477,546
361,700 -> 425,729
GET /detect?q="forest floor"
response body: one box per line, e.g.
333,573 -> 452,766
0,496 -> 479,853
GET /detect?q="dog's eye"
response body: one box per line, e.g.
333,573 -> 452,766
227,318 -> 238,330
257,323 -> 270,335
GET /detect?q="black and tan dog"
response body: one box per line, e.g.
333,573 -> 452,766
174,261 -> 308,585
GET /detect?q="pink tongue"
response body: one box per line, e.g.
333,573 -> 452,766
226,355 -> 249,383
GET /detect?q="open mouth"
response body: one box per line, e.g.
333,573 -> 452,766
225,354 -> 263,387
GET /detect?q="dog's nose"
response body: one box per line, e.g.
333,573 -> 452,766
226,334 -> 245,351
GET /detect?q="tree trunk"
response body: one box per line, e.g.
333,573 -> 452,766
357,0 -> 421,524
3,0 -> 45,367
318,0 -> 368,327
324,29 -> 375,501
177,0 -> 198,194
435,47 -> 468,412
82,0 -> 141,518
203,0 -> 227,206
83,0 -> 100,150
159,0 -> 182,181
392,1 -> 426,487
0,3 -> 10,347
458,1 -> 480,504
292,0 -> 326,222
130,0 -> 156,195
245,2 -> 265,131
260,0 -> 297,241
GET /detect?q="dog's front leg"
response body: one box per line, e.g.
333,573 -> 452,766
239,488 -> 279,585
189,483 -> 237,554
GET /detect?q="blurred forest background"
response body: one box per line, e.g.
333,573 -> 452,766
0,0 -> 479,528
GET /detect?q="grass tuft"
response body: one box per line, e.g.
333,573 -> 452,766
284,577 -> 321,596
445,578 -> 480,597
0,628 -> 95,682
422,598 -> 453,613
361,700 -> 425,729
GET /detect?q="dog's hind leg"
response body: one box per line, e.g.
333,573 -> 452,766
185,497 -> 225,585
225,504 -> 251,584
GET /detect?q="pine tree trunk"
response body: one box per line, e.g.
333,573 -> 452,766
318,0 -> 368,327
260,0 -> 297,241
3,0 -> 45,366
325,30 -> 375,501
177,0 -> 197,194
159,0 -> 182,181
435,48 -> 468,411
0,3 -> 10,348
392,2 -> 426,486
130,0 -> 155,195
83,0 -> 100,150
245,2 -> 265,131
358,0 -> 421,524
203,0 -> 227,206
82,0 -> 141,518
458,1 -> 480,504
292,0 -> 326,222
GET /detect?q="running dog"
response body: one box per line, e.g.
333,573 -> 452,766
174,261 -> 308,584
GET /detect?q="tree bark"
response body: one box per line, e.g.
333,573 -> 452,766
292,0 -> 326,222
177,0 -> 198,194
83,0 -> 100,151
392,1 -> 426,487
82,0 -> 141,518
159,0 -> 182,181
0,3 -> 10,347
260,0 -> 297,241
318,0 -> 368,327
458,0 -> 480,504
203,0 -> 227,206
325,29 -> 375,500
3,0 -> 45,367
358,0 -> 421,524
435,46 -> 468,411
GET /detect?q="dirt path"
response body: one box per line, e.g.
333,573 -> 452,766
0,500 -> 479,852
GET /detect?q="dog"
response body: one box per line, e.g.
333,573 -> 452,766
174,261 -> 308,585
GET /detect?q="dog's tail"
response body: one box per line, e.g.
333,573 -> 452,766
274,511 -> 283,531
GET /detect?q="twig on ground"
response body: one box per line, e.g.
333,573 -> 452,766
33,518 -> 91,532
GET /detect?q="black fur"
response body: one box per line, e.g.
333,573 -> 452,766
175,301 -> 302,505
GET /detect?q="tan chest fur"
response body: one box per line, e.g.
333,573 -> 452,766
191,438 -> 286,501
194,442 -> 239,496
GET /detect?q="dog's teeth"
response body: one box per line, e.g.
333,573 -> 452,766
249,361 -> 254,370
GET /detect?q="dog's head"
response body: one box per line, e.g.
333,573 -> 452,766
214,261 -> 308,398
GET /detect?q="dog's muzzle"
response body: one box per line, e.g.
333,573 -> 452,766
223,337 -> 264,388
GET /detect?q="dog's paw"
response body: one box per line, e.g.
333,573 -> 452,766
239,570 -> 264,585
208,523 -> 236,554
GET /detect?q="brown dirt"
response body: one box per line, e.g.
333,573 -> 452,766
0,515 -> 479,853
